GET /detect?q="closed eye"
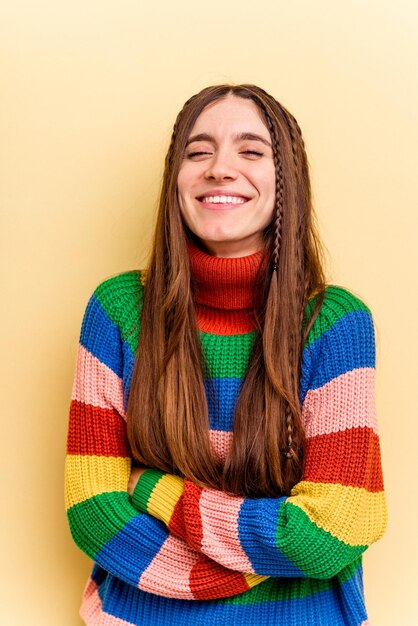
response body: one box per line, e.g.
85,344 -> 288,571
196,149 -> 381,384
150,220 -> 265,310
241,150 -> 263,157
186,151 -> 213,159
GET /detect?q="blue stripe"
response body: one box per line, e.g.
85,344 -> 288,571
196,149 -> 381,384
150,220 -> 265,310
95,514 -> 168,585
238,497 -> 305,577
80,294 -> 123,378
337,563 -> 366,622
96,573 -> 367,625
205,378 -> 242,431
300,309 -> 375,398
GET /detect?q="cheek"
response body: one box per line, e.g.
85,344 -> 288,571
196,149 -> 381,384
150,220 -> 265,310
176,177 -> 185,207
256,207 -> 275,234
176,187 -> 195,231
251,163 -> 276,202
176,166 -> 196,202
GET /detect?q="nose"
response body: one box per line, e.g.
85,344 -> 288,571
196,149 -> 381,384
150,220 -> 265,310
204,150 -> 238,181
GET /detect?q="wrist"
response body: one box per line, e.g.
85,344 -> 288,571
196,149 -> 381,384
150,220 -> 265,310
131,469 -> 184,525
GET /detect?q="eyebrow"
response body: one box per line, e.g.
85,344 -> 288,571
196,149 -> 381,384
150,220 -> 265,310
186,132 -> 272,148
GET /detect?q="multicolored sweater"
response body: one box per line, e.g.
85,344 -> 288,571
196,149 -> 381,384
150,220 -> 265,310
65,243 -> 387,626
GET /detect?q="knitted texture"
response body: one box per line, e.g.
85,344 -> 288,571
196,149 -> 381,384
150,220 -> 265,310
65,248 -> 387,626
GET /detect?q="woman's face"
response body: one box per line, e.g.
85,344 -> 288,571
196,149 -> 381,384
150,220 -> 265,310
177,95 -> 276,258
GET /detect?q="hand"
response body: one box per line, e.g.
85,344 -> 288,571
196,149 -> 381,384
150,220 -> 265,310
128,465 -> 147,497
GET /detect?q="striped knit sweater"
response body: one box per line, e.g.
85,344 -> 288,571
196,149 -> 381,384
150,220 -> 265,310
65,243 -> 387,626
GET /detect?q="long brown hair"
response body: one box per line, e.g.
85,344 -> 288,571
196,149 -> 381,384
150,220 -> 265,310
127,85 -> 325,497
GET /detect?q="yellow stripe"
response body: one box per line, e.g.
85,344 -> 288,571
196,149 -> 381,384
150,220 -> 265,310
147,474 -> 184,525
290,481 -> 387,545
65,455 -> 131,509
243,572 -> 268,588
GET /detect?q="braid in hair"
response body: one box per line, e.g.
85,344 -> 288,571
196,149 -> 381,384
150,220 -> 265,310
258,103 -> 285,272
253,98 -> 299,464
261,98 -> 307,465
282,109 -> 307,464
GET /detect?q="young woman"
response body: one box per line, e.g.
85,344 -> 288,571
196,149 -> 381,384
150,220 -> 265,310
65,84 -> 387,626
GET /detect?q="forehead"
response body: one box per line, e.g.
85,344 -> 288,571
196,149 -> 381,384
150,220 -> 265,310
190,95 -> 270,138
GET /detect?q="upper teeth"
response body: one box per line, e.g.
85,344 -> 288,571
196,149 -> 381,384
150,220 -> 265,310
202,195 -> 246,204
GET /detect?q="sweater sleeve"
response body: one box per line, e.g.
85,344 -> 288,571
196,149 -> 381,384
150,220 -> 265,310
131,287 -> 388,579
65,274 -> 268,600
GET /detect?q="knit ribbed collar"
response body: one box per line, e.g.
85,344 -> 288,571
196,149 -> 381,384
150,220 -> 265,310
188,239 -> 264,335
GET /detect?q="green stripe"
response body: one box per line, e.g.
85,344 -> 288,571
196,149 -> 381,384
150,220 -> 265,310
304,285 -> 370,347
92,278 -> 370,372
200,331 -> 256,378
220,556 -> 363,605
131,469 -> 165,513
67,492 -> 136,558
278,502 -> 366,578
220,575 -> 333,604
94,271 -> 143,353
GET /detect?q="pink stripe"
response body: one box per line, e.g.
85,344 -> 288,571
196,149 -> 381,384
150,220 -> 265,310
360,621 -> 370,626
139,535 -> 197,599
200,489 -> 253,572
80,578 -> 136,625
209,429 -> 233,461
80,577 -> 102,624
96,613 -> 136,626
302,368 -> 378,437
72,345 -> 126,418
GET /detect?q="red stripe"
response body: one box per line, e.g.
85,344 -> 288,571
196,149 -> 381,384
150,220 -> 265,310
67,400 -> 131,456
168,496 -> 187,542
196,308 -> 256,334
304,427 -> 384,491
189,554 -> 250,600
182,481 -> 204,551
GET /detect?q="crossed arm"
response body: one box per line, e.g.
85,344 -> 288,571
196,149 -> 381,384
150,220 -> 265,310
66,281 -> 387,601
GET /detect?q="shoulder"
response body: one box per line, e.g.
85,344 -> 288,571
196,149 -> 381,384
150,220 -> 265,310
93,270 -> 145,312
83,270 -> 145,341
304,285 -> 375,370
301,286 -> 376,396
305,285 -> 374,347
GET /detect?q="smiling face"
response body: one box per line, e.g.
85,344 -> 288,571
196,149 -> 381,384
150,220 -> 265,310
177,95 -> 276,257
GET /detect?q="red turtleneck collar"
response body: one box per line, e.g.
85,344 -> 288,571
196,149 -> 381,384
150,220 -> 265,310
187,239 -> 264,335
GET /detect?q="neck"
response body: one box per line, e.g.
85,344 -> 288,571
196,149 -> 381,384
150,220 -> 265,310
187,239 -> 264,335
200,237 -> 264,259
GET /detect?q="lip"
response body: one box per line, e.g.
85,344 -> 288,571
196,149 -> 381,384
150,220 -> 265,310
197,198 -> 251,212
196,191 -> 252,211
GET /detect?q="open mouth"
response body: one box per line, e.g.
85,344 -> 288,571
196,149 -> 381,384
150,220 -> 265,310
197,195 -> 249,205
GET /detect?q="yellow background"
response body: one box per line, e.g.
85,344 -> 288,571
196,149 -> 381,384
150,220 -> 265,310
1,1 -> 417,623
